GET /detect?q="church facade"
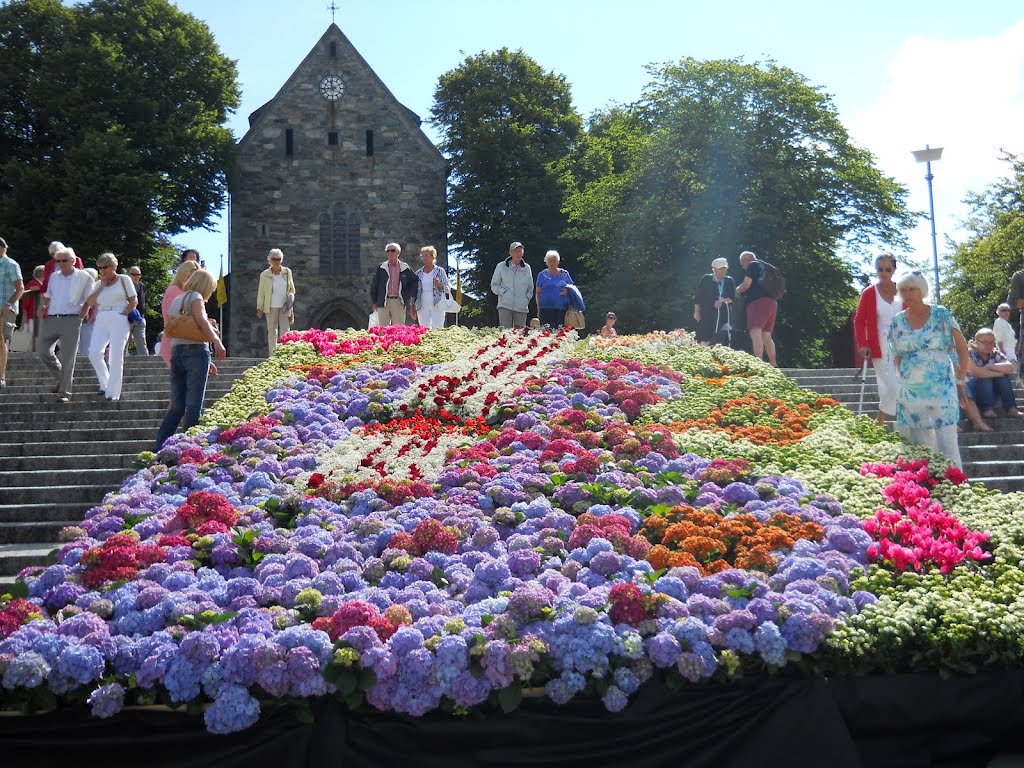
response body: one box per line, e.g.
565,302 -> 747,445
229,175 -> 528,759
227,24 -> 447,357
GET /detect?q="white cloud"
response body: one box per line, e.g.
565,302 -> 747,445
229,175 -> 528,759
848,20 -> 1024,292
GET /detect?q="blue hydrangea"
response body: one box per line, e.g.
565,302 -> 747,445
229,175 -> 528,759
204,684 -> 261,734
88,682 -> 125,718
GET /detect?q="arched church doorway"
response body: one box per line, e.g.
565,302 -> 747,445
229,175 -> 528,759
311,301 -> 363,332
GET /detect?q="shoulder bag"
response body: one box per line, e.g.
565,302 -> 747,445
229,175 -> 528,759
165,291 -> 211,342
119,275 -> 144,324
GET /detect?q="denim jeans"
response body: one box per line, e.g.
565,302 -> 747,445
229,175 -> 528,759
156,343 -> 211,449
966,375 -> 1017,412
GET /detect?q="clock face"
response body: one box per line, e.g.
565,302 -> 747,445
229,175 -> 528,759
319,75 -> 345,102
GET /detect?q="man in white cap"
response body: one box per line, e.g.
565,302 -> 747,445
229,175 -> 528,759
490,241 -> 534,328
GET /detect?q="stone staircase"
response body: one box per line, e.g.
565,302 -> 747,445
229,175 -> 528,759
0,352 -> 262,582
783,367 -> 1024,493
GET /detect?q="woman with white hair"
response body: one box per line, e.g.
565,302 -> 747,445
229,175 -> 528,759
887,270 -> 970,467
693,257 -> 735,345
256,248 -> 295,355
993,303 -> 1018,363
854,253 -> 902,425
82,252 -> 137,401
535,250 -> 574,328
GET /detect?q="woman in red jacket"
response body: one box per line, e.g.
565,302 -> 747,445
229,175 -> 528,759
854,253 -> 902,425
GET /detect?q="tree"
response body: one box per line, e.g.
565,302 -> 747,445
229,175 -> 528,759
0,0 -> 238,308
430,49 -> 582,321
557,58 -> 913,366
944,152 -> 1024,338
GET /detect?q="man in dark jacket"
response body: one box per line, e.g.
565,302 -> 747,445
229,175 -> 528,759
369,243 -> 417,326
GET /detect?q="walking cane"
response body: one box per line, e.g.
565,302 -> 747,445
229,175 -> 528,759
855,357 -> 869,414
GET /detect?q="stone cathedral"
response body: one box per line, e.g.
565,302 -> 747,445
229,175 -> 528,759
227,24 -> 448,357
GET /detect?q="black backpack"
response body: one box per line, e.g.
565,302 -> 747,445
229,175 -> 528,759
758,261 -> 786,300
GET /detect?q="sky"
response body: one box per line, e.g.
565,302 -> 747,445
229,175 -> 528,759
171,0 -> 1024,297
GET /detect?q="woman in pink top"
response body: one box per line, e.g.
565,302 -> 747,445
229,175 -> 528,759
160,261 -> 200,368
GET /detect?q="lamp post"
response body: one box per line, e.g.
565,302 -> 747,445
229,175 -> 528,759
911,145 -> 944,302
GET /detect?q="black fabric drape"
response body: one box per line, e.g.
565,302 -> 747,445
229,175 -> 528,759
3,672 -> 1023,768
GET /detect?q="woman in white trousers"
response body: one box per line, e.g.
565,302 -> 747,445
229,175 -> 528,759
82,252 -> 137,401
411,245 -> 450,330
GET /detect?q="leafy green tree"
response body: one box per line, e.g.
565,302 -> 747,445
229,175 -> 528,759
558,58 -> 913,365
430,48 -> 582,321
944,152 -> 1024,338
0,0 -> 238,306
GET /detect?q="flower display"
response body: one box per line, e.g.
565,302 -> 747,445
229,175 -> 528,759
1,327 -> 1021,734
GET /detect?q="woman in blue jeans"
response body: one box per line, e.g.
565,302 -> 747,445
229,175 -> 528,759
155,269 -> 226,449
965,327 -> 1022,431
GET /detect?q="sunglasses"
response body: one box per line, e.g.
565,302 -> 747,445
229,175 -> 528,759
386,249 -> 398,253
269,258 -> 282,262
98,265 -> 113,270
53,259 -> 70,264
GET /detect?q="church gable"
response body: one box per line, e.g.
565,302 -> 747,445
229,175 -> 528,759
227,23 -> 447,358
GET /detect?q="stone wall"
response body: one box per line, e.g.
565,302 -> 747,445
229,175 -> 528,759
228,24 -> 447,357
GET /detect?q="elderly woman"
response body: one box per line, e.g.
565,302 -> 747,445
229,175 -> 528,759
160,261 -> 200,368
535,250 -> 574,328
155,269 -> 226,449
411,245 -> 450,329
82,252 -> 137,401
854,253 -> 903,425
20,265 -> 46,338
693,257 -> 735,345
256,248 -> 296,354
966,327 -> 1022,429
888,271 -> 970,467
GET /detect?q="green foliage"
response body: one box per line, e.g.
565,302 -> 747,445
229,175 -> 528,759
557,58 -> 913,365
944,152 -> 1024,337
430,48 -> 582,322
0,0 -> 239,277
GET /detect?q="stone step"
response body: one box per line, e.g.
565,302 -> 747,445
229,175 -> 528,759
0,484 -> 114,505
968,476 -> 1024,493
0,440 -> 152,458
0,503 -> 93,523
0,426 -> 163,442
963,460 -> 1024,478
2,407 -> 174,427
0,467 -> 132,488
0,520 -> 80,544
0,542 -> 59,578
961,444 -> 1024,460
0,453 -> 138,472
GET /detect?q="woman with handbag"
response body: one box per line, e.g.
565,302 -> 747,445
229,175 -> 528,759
82,253 -> 136,401
535,250 -> 575,328
155,269 -> 226,449
255,248 -> 295,355
410,245 -> 450,329
160,261 -> 200,368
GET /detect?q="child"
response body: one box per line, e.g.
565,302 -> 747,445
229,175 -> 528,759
529,317 -> 541,330
600,312 -> 617,337
993,303 -> 1018,363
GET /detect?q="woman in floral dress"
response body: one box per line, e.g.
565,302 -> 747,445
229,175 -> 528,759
888,271 -> 970,468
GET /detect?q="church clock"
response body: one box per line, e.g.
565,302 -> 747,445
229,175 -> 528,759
319,75 -> 345,101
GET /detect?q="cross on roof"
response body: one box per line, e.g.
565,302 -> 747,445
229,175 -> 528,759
328,1 -> 339,23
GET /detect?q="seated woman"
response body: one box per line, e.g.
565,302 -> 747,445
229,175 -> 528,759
966,327 -> 1022,430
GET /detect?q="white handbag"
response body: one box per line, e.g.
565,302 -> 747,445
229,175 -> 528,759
9,327 -> 34,353
437,293 -> 461,313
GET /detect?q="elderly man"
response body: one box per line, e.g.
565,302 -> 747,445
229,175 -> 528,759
734,250 -> 778,367
39,240 -> 83,296
491,241 -> 534,328
127,265 -> 149,355
369,242 -> 417,326
0,236 -> 25,389
38,247 -> 93,402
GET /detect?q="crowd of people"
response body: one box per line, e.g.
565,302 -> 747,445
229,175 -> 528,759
854,254 -> 1024,469
6,232 -> 1024,472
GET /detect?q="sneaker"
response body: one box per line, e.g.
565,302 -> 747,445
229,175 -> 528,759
57,396 -> 70,403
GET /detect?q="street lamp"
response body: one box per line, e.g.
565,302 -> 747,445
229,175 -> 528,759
912,145 -> 944,303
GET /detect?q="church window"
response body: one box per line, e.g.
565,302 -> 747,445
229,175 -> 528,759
366,130 -> 374,156
285,128 -> 294,156
319,204 -> 361,274
257,223 -> 270,239
329,42 -> 337,58
328,131 -> 339,146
